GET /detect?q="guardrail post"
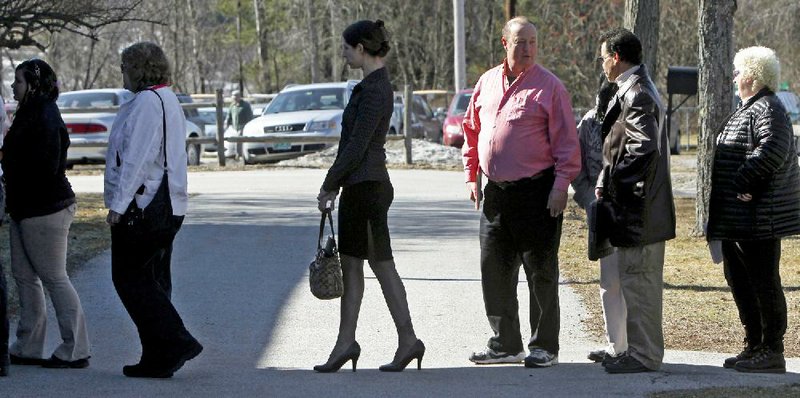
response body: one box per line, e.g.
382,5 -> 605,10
215,89 -> 226,167
403,84 -> 413,164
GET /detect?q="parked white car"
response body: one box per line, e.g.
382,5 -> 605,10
57,89 -> 204,165
198,106 -> 237,157
241,81 -> 359,164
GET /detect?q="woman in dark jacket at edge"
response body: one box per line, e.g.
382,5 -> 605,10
1,59 -> 91,370
707,46 -> 800,374
315,19 -> 424,373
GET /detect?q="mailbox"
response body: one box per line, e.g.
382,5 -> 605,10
667,66 -> 698,96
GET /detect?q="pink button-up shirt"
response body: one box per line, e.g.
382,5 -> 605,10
462,62 -> 580,192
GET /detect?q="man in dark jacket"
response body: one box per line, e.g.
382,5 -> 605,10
594,28 -> 676,374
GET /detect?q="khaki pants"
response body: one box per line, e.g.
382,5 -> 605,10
9,204 -> 90,361
615,241 -> 665,370
599,250 -> 628,356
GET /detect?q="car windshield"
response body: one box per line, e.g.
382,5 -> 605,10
450,93 -> 473,115
57,92 -> 127,108
265,88 -> 345,114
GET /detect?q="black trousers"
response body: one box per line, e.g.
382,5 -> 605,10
722,239 -> 787,353
0,184 -> 7,366
480,172 -> 562,355
111,215 -> 197,364
0,251 -> 7,366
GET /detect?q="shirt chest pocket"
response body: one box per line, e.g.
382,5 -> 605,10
505,95 -> 537,122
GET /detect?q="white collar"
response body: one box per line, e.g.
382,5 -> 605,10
615,65 -> 640,85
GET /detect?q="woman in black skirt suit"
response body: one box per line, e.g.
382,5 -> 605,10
315,19 -> 424,373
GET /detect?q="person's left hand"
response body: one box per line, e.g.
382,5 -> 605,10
106,210 -> 122,226
547,188 -> 568,217
317,188 -> 338,212
737,192 -> 752,202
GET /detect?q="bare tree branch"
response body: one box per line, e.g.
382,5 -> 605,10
0,0 -> 147,49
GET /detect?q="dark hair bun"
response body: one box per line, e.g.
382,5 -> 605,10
343,19 -> 391,57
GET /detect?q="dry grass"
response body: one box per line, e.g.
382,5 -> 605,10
2,193 -> 110,316
559,197 -> 800,357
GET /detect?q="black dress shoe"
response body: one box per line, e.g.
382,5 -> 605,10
42,355 -> 90,369
588,349 -> 608,363
123,363 -> 174,378
604,354 -> 653,374
10,354 -> 47,366
163,339 -> 204,375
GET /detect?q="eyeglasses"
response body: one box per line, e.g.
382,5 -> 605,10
596,53 -> 613,63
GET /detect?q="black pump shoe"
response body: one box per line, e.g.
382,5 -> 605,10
314,342 -> 361,373
379,339 -> 425,372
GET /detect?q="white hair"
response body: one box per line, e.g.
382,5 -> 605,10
733,46 -> 780,92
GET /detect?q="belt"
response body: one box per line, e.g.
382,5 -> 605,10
489,167 -> 554,189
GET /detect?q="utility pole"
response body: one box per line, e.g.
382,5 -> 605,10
453,0 -> 466,92
236,0 -> 244,93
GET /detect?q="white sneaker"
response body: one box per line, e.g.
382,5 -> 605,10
525,348 -> 558,368
469,348 -> 526,364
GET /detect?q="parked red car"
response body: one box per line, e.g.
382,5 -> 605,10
442,89 -> 473,148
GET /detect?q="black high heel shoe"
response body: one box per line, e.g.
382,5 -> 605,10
314,342 -> 361,373
379,339 -> 425,372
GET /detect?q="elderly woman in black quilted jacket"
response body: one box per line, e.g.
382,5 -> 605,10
707,46 -> 800,374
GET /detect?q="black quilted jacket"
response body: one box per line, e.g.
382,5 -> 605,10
707,88 -> 800,241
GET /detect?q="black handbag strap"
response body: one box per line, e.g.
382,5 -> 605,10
317,209 -> 336,250
145,88 -> 168,169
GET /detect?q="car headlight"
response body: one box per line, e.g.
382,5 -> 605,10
307,120 -> 338,131
445,124 -> 462,134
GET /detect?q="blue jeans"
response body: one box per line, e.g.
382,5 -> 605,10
479,172 -> 562,355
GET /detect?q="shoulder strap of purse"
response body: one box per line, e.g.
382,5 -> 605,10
145,88 -> 168,169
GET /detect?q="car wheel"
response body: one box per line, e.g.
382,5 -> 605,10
187,143 -> 201,166
242,151 -> 254,165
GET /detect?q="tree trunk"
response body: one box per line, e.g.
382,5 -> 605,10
306,0 -> 319,83
236,0 -> 244,93
254,0 -> 270,92
83,36 -> 96,89
695,0 -> 737,236
504,0 -> 516,21
624,0 -> 659,75
187,0 -> 202,93
328,0 -> 343,82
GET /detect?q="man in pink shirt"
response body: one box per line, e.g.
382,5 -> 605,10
462,16 -> 580,368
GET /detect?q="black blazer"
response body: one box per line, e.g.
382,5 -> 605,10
322,68 -> 393,192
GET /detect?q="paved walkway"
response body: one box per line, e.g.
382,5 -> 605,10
2,168 -> 798,397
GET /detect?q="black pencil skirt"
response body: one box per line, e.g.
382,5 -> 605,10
337,180 -> 394,261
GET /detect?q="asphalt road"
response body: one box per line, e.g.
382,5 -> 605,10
2,168 -> 798,397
